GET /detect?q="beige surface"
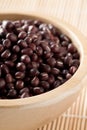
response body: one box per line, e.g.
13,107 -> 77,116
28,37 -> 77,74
0,0 -> 87,130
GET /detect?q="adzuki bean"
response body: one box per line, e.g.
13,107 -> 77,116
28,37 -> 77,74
0,19 -> 80,99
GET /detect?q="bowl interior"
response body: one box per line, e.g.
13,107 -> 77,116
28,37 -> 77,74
0,13 -> 86,107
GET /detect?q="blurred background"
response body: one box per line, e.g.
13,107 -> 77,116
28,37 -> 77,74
0,0 -> 87,37
0,0 -> 87,130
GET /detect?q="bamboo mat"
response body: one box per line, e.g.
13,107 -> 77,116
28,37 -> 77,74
0,0 -> 87,130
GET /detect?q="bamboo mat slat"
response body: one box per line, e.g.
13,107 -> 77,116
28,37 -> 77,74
0,0 -> 87,130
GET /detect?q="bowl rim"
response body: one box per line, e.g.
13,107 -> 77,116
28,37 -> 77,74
0,12 -> 87,107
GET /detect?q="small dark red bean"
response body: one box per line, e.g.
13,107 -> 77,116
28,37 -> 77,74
67,53 -> 72,57
31,53 -> 38,61
32,34 -> 39,43
37,57 -> 43,63
2,21 -> 14,31
6,33 -> 17,42
68,44 -> 76,53
51,68 -> 60,75
7,89 -> 17,98
16,80 -> 24,89
0,26 -> 6,37
48,24 -> 59,35
7,83 -> 14,89
12,45 -> 20,53
21,48 -> 33,56
17,40 -> 28,48
0,88 -> 7,96
60,34 -> 70,42
33,87 -> 44,95
41,64 -> 51,73
73,52 -> 80,59
57,76 -> 63,82
34,20 -> 42,26
40,73 -> 48,80
24,77 -> 30,83
44,51 -> 53,59
47,58 -> 56,67
39,23 -> 47,30
22,24 -> 29,32
0,67 -> 2,77
21,55 -> 31,64
0,25 -> 6,37
47,74 -> 55,84
40,81 -> 50,90
16,62 -> 26,71
61,41 -> 68,46
40,40 -> 48,46
62,69 -> 68,76
0,78 -> 6,88
29,68 -> 39,77
20,92 -> 30,98
52,80 -> 61,88
41,44 -> 51,52
28,25 -> 38,33
3,39 -> 11,48
27,62 -> 39,69
19,87 -> 29,94
18,31 -> 27,39
5,74 -> 13,83
36,46 -> 43,56
66,73 -> 72,79
57,47 -> 67,57
15,28 -> 24,34
64,55 -> 72,66
28,43 -> 36,51
0,44 -> 4,53
25,36 -> 32,44
71,59 -> 80,67
49,41 -> 56,47
1,64 -> 9,74
15,71 -> 25,79
51,44 -> 59,53
69,66 -> 77,74
10,54 -> 17,62
1,49 -> 11,59
56,61 -> 63,68
27,62 -> 33,69
32,62 -> 39,68
31,77 -> 39,86
13,21 -> 21,28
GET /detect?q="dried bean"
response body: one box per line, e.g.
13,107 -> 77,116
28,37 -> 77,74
6,33 -> 17,42
18,31 -> 27,39
21,55 -> 31,64
0,78 -> 6,88
16,62 -> 26,71
31,77 -> 39,86
15,72 -> 25,79
12,45 -> 20,53
1,49 -> 11,59
16,80 -> 24,89
40,73 -> 48,81
17,40 -> 28,48
3,39 -> 11,48
5,74 -> 13,83
33,87 -> 44,95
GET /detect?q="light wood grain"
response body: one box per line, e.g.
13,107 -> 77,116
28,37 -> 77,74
0,0 -> 87,37
0,0 -> 87,130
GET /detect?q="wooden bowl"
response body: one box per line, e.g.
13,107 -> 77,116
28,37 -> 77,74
0,13 -> 87,130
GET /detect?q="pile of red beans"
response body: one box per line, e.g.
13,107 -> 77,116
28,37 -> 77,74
0,19 -> 80,99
